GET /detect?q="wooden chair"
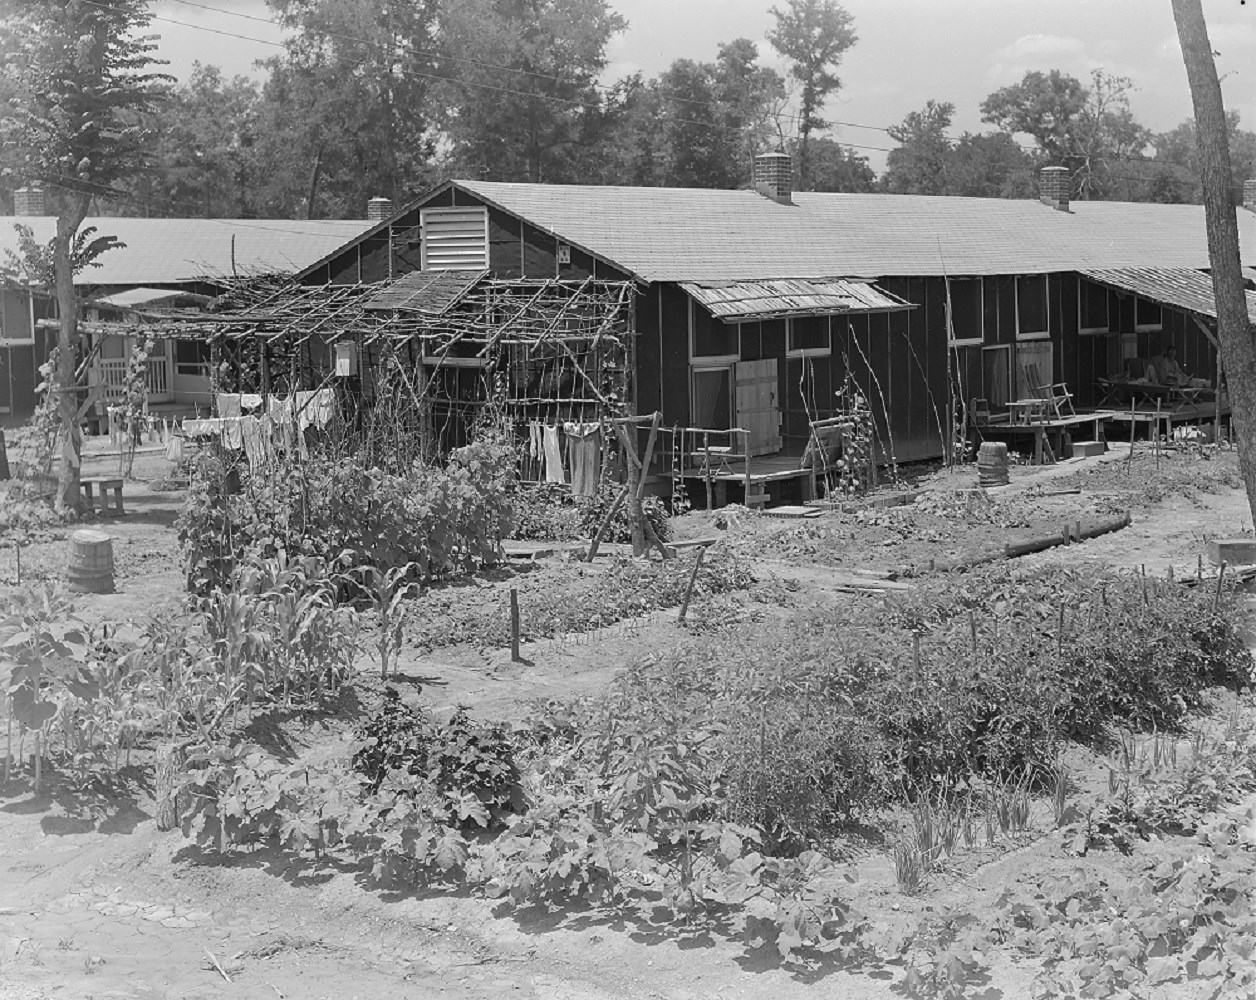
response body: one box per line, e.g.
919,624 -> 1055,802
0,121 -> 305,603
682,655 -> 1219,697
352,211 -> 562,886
970,397 -> 992,426
1035,382 -> 1076,420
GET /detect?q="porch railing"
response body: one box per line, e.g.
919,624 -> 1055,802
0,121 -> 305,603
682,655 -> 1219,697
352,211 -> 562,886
97,357 -> 169,402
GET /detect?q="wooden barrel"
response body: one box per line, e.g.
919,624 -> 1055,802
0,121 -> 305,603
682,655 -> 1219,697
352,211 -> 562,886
976,441 -> 1010,487
67,529 -> 115,594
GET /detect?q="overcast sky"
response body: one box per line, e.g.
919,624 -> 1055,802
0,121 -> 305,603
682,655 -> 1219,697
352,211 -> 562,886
151,0 -> 1256,171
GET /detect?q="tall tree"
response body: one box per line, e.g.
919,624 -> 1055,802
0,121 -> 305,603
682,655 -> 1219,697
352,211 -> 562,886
1171,0 -> 1256,525
945,132 -> 1035,198
767,0 -> 857,189
643,40 -> 786,188
435,0 -> 626,184
807,138 -> 875,192
1151,114 -> 1256,204
130,63 -> 262,218
883,100 -> 955,195
0,0 -> 168,510
979,69 -> 1087,163
256,0 -> 440,218
979,68 -> 1151,200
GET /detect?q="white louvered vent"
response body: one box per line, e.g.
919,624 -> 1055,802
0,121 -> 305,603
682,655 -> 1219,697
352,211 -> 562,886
420,207 -> 488,270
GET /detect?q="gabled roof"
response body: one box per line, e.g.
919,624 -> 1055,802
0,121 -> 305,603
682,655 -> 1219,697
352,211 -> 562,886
0,216 -> 373,287
293,178 -> 1256,286
679,278 -> 914,323
1079,266 -> 1256,324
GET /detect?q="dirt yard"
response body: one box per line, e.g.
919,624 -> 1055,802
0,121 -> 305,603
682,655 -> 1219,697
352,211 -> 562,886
2,441 -> 1254,1000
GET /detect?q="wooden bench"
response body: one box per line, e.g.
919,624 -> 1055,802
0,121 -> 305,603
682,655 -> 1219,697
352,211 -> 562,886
81,478 -> 124,516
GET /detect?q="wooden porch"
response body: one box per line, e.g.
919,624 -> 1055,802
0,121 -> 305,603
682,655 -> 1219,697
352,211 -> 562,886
973,411 -> 1114,465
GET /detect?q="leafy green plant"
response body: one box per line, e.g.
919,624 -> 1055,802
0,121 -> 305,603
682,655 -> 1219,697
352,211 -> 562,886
354,562 -> 417,679
178,439 -> 516,595
353,691 -> 525,827
410,549 -> 752,652
509,480 -> 671,545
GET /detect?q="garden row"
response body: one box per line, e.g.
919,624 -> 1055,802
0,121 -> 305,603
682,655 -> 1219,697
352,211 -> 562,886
168,562 -> 1255,997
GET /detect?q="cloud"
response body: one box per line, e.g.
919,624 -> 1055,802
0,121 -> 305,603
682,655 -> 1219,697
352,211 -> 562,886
985,34 -> 1099,86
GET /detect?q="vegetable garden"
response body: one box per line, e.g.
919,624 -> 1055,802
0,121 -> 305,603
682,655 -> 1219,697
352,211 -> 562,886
2,441 -> 1255,1000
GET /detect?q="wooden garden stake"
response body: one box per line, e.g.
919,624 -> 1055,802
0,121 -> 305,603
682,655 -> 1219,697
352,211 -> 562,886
969,612 -> 978,654
14,542 -> 19,586
510,588 -> 522,663
1073,520 -> 1081,542
1155,399 -> 1162,470
1126,400 -> 1136,473
1214,561 -> 1227,611
1197,554 -> 1203,582
677,546 -> 707,624
3,692 -> 9,785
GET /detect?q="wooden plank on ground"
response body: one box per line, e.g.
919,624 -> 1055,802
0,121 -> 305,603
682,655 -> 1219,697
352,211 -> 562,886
763,505 -> 823,519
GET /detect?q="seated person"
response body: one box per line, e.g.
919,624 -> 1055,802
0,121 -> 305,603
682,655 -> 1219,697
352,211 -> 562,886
1149,346 -> 1209,388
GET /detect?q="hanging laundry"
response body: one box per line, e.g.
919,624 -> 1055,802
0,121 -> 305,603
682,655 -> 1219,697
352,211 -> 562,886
239,393 -> 264,412
240,415 -> 264,469
164,434 -> 184,464
221,416 -> 244,451
542,425 -> 566,484
563,422 -> 602,498
309,387 -> 336,428
529,420 -> 541,460
217,393 -> 243,418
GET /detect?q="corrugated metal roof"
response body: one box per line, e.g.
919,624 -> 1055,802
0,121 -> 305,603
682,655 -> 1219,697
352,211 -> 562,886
447,180 -> 1256,283
364,268 -> 486,314
679,278 -> 913,322
0,216 -> 372,286
1078,266 -> 1256,323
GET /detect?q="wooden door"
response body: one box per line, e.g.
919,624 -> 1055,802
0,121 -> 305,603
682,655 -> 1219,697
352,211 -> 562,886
734,359 -> 782,456
1016,341 -> 1053,400
982,345 -> 1011,408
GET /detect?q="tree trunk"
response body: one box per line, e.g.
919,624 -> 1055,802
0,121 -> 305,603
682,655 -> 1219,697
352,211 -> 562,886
0,428 -> 9,481
1172,0 -> 1256,526
54,196 -> 91,514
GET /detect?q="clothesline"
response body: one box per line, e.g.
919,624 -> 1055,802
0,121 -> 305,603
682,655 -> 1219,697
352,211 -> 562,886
522,418 -> 608,497
184,388 -> 337,469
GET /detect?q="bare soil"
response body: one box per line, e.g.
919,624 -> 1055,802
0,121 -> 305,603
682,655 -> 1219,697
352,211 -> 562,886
2,442 -> 1253,1000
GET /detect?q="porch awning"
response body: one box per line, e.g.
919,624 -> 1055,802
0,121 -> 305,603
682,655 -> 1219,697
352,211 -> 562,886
89,287 -> 211,310
679,277 -> 915,324
364,268 -> 487,315
1077,266 -> 1256,325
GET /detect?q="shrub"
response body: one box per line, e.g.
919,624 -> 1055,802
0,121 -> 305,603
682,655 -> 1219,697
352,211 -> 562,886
178,440 -> 516,594
720,704 -> 890,854
354,689 -> 524,827
509,480 -> 671,544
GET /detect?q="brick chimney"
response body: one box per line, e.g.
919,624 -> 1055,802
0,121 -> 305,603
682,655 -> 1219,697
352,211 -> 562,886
753,151 -> 793,205
1039,166 -> 1071,212
1243,179 -> 1256,212
13,185 -> 47,215
367,196 -> 393,222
